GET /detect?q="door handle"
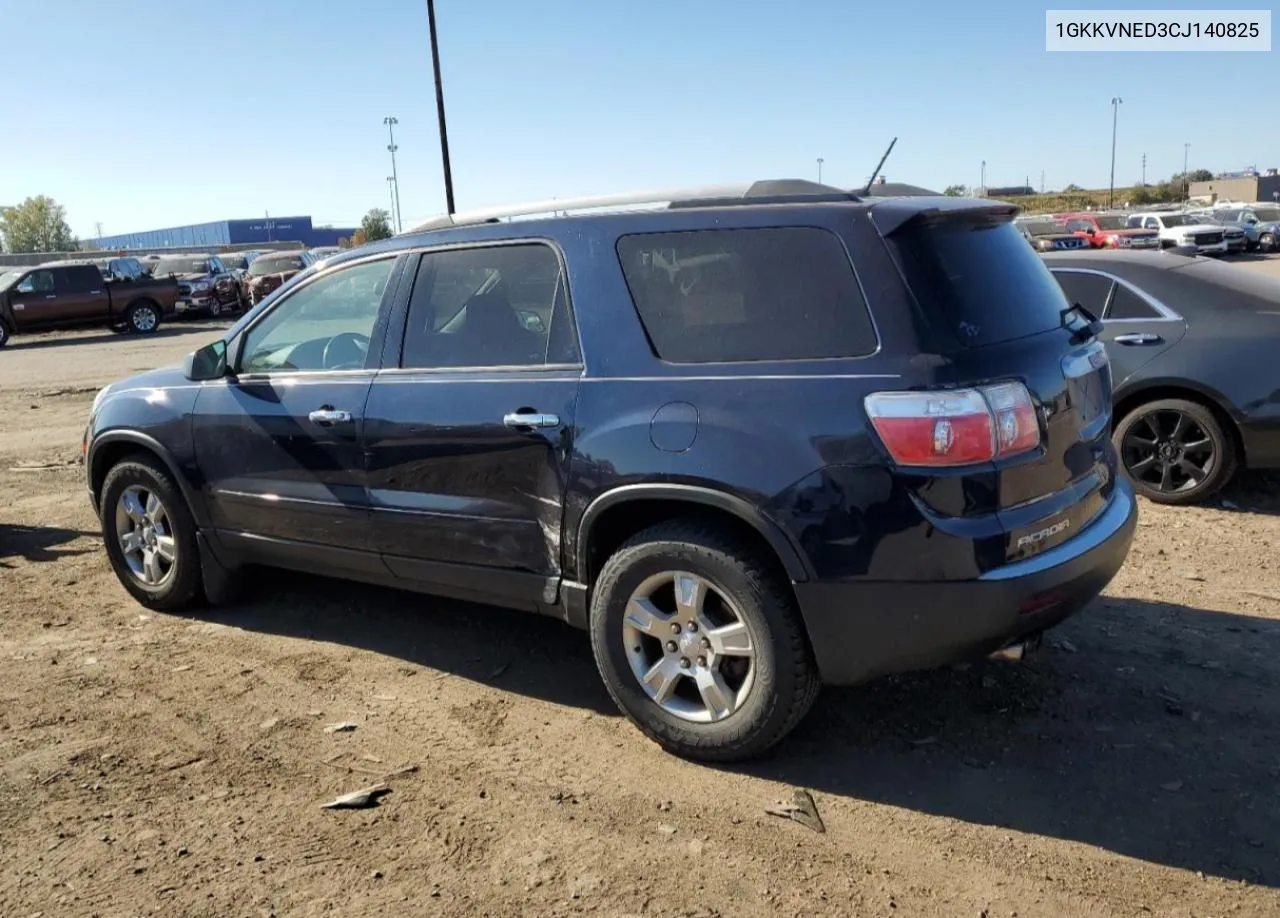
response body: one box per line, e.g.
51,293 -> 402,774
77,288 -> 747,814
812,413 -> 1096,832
308,408 -> 353,426
503,411 -> 560,429
1112,333 -> 1163,346
44,294 -> 56,300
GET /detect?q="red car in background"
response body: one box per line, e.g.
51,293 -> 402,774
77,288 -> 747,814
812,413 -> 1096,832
244,251 -> 316,306
1056,213 -> 1160,250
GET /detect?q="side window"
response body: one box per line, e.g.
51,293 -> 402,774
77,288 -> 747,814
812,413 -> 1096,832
616,227 -> 876,363
1066,220 -> 1090,233
62,266 -> 98,293
399,244 -> 577,369
16,270 -> 56,294
1106,283 -> 1161,320
1052,271 -> 1113,316
1144,217 -> 1159,229
239,257 -> 395,373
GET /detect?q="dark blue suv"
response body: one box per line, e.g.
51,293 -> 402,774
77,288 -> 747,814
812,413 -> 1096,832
84,180 -> 1137,761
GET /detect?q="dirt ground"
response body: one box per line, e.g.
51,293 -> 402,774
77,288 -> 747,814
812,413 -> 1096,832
3,266 -> 1280,917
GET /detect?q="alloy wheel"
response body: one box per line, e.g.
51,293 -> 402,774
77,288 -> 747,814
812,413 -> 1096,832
114,485 -> 177,586
622,571 -> 757,723
1120,409 -> 1215,495
132,306 -> 157,332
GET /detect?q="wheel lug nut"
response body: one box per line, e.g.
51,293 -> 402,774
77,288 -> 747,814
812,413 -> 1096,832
701,637 -> 711,649
679,657 -> 691,669
665,641 -> 678,653
670,623 -> 681,635
688,621 -> 698,632
696,656 -> 706,667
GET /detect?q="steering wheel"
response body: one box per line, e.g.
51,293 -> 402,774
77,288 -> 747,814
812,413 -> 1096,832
322,332 -> 370,370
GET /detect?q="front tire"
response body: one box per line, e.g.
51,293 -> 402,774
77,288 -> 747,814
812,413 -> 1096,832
124,301 -> 160,334
100,456 -> 203,611
590,519 -> 819,762
1260,232 -> 1277,254
0,320 -> 10,348
1113,398 -> 1236,505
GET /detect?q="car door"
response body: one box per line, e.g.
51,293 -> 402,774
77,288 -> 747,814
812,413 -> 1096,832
8,268 -> 69,329
58,265 -> 110,321
191,253 -> 403,572
1051,267 -> 1186,385
362,242 -> 582,609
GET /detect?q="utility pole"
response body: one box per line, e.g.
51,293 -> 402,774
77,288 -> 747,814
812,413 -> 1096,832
1183,142 -> 1191,199
1141,152 -> 1147,186
426,0 -> 456,215
265,210 -> 273,243
980,160 -> 986,196
383,116 -> 403,233
817,157 -> 824,183
94,222 -> 103,239
387,177 -> 397,225
1108,97 -> 1122,208
1040,170 -> 1045,193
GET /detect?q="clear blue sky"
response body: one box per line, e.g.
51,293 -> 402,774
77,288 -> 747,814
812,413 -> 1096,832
0,0 -> 1271,238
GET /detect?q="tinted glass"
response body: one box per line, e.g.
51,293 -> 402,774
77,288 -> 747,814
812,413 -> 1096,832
239,258 -> 394,373
153,258 -> 211,275
221,255 -> 249,270
400,244 -> 574,369
1254,208 -> 1280,222
1107,284 -> 1160,320
616,228 -> 875,363
249,255 -> 306,276
62,266 -> 100,293
1094,215 -> 1129,230
888,217 -> 1068,347
1053,271 -> 1113,315
16,270 -> 55,293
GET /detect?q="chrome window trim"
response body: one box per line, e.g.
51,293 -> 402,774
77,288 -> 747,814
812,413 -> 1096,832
1049,267 -> 1182,323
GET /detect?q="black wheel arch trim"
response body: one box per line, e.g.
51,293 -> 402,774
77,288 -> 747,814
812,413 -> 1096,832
88,430 -> 208,528
1113,377 -> 1243,424
575,483 -> 814,585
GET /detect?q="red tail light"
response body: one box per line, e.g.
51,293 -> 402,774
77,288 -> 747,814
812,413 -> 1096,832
865,382 -> 1040,468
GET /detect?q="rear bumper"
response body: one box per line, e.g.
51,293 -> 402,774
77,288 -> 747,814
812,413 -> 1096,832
794,477 -> 1137,686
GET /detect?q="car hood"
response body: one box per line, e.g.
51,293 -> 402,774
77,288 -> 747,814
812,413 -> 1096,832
110,363 -> 191,393
1111,227 -> 1158,236
172,272 -> 214,282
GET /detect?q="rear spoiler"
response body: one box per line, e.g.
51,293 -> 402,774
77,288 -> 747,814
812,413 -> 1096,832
869,197 -> 1020,236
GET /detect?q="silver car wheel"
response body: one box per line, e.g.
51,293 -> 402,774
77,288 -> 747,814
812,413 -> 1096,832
132,306 -> 157,331
115,485 -> 176,586
621,570 -> 757,723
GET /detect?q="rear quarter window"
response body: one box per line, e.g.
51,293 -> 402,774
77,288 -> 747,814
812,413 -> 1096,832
887,217 -> 1070,347
615,227 -> 876,363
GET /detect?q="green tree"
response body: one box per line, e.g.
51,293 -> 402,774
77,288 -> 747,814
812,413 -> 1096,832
1062,183 -> 1084,193
942,184 -> 966,197
0,195 -> 79,253
360,208 -> 393,243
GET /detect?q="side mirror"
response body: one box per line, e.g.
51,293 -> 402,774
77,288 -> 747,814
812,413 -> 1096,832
1085,227 -> 1096,235
184,339 -> 228,381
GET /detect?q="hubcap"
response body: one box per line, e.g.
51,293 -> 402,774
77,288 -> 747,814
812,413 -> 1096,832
114,485 -> 176,586
622,571 -> 757,724
133,308 -> 157,331
1120,409 -> 1214,493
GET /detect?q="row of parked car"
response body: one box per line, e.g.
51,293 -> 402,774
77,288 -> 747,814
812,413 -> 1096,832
0,246 -> 343,346
1017,203 -> 1280,256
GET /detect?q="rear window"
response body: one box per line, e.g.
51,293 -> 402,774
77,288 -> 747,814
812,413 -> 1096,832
615,227 -> 876,363
887,217 -> 1069,347
249,255 -> 305,276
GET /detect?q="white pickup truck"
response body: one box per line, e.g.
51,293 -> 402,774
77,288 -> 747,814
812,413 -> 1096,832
1126,212 -> 1229,255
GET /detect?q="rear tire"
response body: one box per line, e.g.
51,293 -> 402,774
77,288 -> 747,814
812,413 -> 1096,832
124,301 -> 160,334
589,519 -> 819,762
100,456 -> 203,611
1113,398 -> 1236,505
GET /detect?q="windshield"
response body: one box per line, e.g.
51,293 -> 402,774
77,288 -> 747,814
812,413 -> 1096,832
888,216 -> 1069,347
249,255 -> 306,276
153,258 -> 210,275
1019,221 -> 1061,236
221,256 -> 248,270
1094,215 -> 1129,230
1159,215 -> 1192,228
0,270 -> 30,291
1254,208 -> 1280,222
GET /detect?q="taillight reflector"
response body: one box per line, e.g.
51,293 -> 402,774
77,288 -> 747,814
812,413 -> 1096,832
865,382 -> 1040,468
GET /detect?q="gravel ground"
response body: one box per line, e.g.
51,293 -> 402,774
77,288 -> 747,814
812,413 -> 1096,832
3,265 -> 1280,917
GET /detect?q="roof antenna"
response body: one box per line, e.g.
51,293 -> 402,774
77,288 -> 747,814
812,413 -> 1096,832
861,137 -> 897,195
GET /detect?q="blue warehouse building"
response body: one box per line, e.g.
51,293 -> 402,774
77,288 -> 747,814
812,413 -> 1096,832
95,216 -> 358,251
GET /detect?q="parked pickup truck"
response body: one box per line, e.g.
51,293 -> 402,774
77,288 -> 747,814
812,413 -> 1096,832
0,262 -> 178,347
1056,212 -> 1160,250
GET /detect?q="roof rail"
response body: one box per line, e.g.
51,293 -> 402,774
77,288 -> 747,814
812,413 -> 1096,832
403,179 -> 861,234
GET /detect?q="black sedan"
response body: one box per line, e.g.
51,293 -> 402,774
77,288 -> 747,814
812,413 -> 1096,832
1043,250 -> 1280,505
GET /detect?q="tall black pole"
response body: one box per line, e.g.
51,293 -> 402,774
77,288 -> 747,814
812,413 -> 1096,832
427,0 -> 456,215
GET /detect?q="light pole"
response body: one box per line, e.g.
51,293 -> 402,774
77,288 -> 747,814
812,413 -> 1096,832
387,176 -> 397,225
383,116 -> 403,233
1183,142 -> 1191,198
1108,97 -> 1122,208
817,157 -> 824,183
426,0 -> 456,215
980,160 -> 986,196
